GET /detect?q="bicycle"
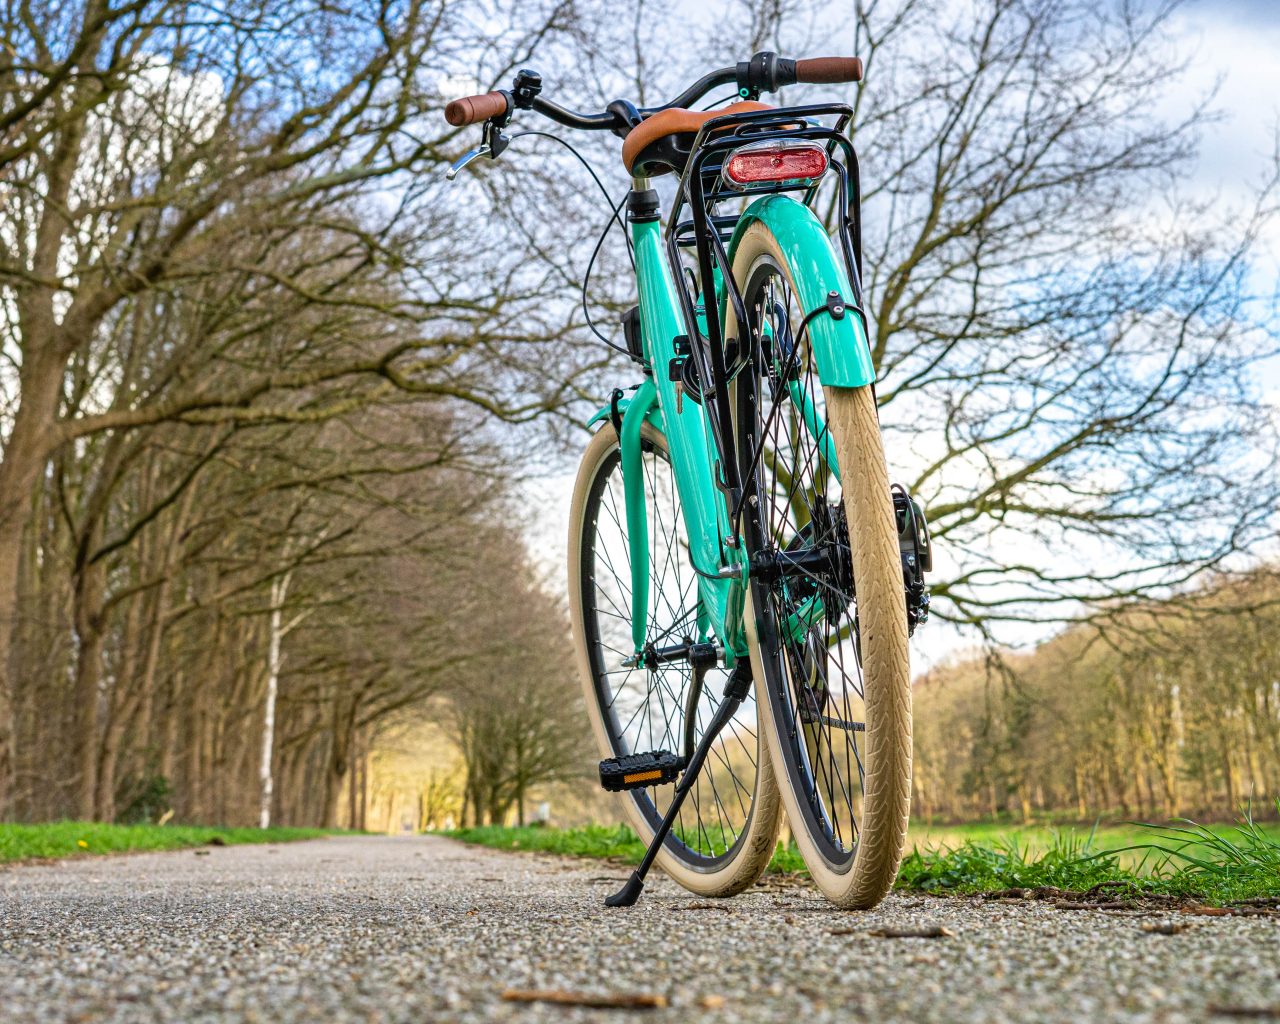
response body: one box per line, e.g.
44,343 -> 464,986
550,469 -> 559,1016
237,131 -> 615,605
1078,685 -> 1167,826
444,52 -> 932,909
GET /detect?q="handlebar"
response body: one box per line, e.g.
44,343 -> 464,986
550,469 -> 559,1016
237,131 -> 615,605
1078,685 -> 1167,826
795,57 -> 863,84
442,52 -> 862,129
444,91 -> 511,127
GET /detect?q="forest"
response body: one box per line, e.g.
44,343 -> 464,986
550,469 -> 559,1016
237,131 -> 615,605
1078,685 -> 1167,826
915,570 -> 1280,823
2,0 -> 1276,830
0,0 -> 602,828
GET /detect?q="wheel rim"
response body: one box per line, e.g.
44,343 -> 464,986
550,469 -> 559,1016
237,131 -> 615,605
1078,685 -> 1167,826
580,434 -> 761,869
738,257 -> 868,872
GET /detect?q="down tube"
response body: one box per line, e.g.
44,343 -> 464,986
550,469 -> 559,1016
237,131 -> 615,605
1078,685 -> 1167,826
630,214 -> 732,654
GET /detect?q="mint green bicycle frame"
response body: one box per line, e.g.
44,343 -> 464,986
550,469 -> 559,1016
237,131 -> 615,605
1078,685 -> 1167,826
589,187 -> 877,665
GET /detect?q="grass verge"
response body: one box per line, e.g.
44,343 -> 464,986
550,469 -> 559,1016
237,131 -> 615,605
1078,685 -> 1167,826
0,821 -> 334,864
446,823 -> 807,873
447,811 -> 1280,906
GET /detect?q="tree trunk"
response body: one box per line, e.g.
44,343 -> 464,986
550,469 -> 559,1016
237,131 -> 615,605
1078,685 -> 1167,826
323,739 -> 348,830
1223,747 -> 1238,814
94,698 -> 125,822
258,574 -> 289,828
0,348 -> 66,816
357,745 -> 368,831
324,700 -> 354,829
94,580 -> 148,822
1159,756 -> 1179,819
69,556 -> 107,820
347,738 -> 359,830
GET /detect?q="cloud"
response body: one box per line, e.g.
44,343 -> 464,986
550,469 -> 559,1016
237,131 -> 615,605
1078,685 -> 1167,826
1186,0 -> 1280,30
1166,5 -> 1280,193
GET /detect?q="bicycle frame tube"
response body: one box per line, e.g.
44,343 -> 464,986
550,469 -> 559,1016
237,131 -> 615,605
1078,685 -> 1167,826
619,376 -> 657,654
616,172 -> 866,662
620,185 -> 747,661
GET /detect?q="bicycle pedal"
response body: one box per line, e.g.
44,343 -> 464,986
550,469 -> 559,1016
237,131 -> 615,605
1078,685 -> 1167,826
599,751 -> 686,792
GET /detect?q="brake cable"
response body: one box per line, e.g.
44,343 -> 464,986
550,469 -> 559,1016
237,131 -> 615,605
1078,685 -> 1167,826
579,193 -> 633,355
731,291 -> 848,531
492,129 -> 638,355
505,130 -> 634,269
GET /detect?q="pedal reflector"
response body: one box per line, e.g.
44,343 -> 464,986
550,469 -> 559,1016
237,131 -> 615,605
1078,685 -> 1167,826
599,751 -> 686,792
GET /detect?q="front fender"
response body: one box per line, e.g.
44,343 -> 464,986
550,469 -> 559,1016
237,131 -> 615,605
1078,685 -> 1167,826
586,392 -> 665,432
585,382 -> 664,655
725,195 -> 876,388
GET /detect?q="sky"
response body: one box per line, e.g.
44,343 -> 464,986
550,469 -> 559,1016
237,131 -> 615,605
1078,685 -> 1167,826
518,0 -> 1280,667
1170,2 -> 1280,405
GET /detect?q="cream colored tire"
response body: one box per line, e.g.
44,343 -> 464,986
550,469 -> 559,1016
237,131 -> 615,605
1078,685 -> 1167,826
729,223 -> 913,909
568,420 -> 782,897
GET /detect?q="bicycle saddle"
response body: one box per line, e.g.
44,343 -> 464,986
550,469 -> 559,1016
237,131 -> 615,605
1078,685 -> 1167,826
621,101 -> 773,176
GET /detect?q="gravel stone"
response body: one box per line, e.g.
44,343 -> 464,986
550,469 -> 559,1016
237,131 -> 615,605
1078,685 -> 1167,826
1,834 -> 1277,1022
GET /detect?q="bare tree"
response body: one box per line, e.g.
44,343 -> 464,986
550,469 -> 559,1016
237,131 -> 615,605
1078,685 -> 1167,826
913,568 -> 1280,822
834,0 -> 1280,633
545,0 -> 1279,639
445,568 -> 590,827
0,0 -> 600,814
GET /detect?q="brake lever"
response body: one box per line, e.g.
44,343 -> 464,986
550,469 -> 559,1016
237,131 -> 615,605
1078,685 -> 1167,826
443,119 -> 512,181
445,144 -> 490,180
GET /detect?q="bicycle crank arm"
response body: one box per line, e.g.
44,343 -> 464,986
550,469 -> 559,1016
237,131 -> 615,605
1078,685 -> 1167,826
605,660 -> 753,909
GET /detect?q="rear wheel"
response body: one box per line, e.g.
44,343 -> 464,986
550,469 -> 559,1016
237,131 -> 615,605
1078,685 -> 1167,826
568,420 -> 782,896
729,222 -> 913,909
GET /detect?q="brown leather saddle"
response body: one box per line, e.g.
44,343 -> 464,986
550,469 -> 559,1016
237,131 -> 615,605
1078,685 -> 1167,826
621,101 -> 772,176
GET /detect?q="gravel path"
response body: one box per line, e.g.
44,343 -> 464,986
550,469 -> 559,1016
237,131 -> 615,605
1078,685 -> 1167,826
1,834 -> 1277,1023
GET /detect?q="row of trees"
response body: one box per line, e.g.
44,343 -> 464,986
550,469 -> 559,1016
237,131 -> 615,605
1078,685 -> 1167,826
914,570 -> 1280,823
3,0 -> 1276,828
0,0 -> 605,824
6,377 -> 594,825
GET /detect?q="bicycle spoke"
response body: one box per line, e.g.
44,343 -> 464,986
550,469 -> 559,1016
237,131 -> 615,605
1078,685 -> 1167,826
580,441 -> 761,864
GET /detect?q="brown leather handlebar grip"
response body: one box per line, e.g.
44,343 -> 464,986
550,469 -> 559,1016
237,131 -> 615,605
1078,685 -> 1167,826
444,91 -> 510,127
795,57 -> 863,84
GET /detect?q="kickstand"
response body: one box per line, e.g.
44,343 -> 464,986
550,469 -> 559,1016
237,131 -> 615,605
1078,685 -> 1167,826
605,660 -> 753,908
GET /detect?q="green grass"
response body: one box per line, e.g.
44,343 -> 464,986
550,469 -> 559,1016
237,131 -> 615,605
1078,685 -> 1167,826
446,823 -> 808,873
908,819 -> 1280,855
900,818 -> 1280,904
447,823 -> 649,863
446,810 -> 1280,905
898,832 -> 1130,894
0,821 -> 335,864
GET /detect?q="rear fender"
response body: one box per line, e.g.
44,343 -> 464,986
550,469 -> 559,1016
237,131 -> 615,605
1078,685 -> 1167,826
725,195 -> 876,388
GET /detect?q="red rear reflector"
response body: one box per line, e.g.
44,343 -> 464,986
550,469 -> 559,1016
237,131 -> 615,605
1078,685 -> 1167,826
722,141 -> 829,189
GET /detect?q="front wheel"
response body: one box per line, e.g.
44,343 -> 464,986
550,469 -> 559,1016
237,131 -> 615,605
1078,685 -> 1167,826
568,419 -> 783,896
729,222 -> 913,909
